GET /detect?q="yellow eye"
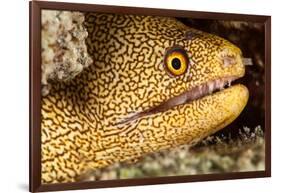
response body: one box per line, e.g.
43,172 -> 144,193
164,46 -> 189,76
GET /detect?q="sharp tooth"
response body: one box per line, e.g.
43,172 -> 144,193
223,81 -> 227,89
198,85 -> 202,95
220,81 -> 224,90
228,80 -> 232,87
215,80 -> 219,88
242,58 -> 253,66
209,82 -> 214,94
217,81 -> 221,90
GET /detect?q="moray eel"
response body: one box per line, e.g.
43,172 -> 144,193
41,13 -> 249,183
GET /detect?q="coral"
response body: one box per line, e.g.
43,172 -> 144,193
41,10 -> 93,96
80,126 -> 265,181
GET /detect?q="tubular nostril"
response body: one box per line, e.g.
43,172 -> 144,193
242,58 -> 253,66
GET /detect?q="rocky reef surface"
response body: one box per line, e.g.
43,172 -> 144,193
41,10 -> 93,96
80,126 -> 265,181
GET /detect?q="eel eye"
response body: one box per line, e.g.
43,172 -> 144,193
164,46 -> 189,76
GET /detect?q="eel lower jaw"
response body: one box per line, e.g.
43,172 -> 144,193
117,76 -> 242,125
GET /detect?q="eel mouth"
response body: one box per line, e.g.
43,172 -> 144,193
117,76 -> 241,125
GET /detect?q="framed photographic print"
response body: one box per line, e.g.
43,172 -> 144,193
29,1 -> 271,192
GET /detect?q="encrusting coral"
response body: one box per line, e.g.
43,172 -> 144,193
80,126 -> 265,181
41,10 -> 93,96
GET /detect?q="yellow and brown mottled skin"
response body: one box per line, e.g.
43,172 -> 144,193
41,13 -> 248,183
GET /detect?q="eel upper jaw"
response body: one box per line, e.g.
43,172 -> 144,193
117,76 -> 241,125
